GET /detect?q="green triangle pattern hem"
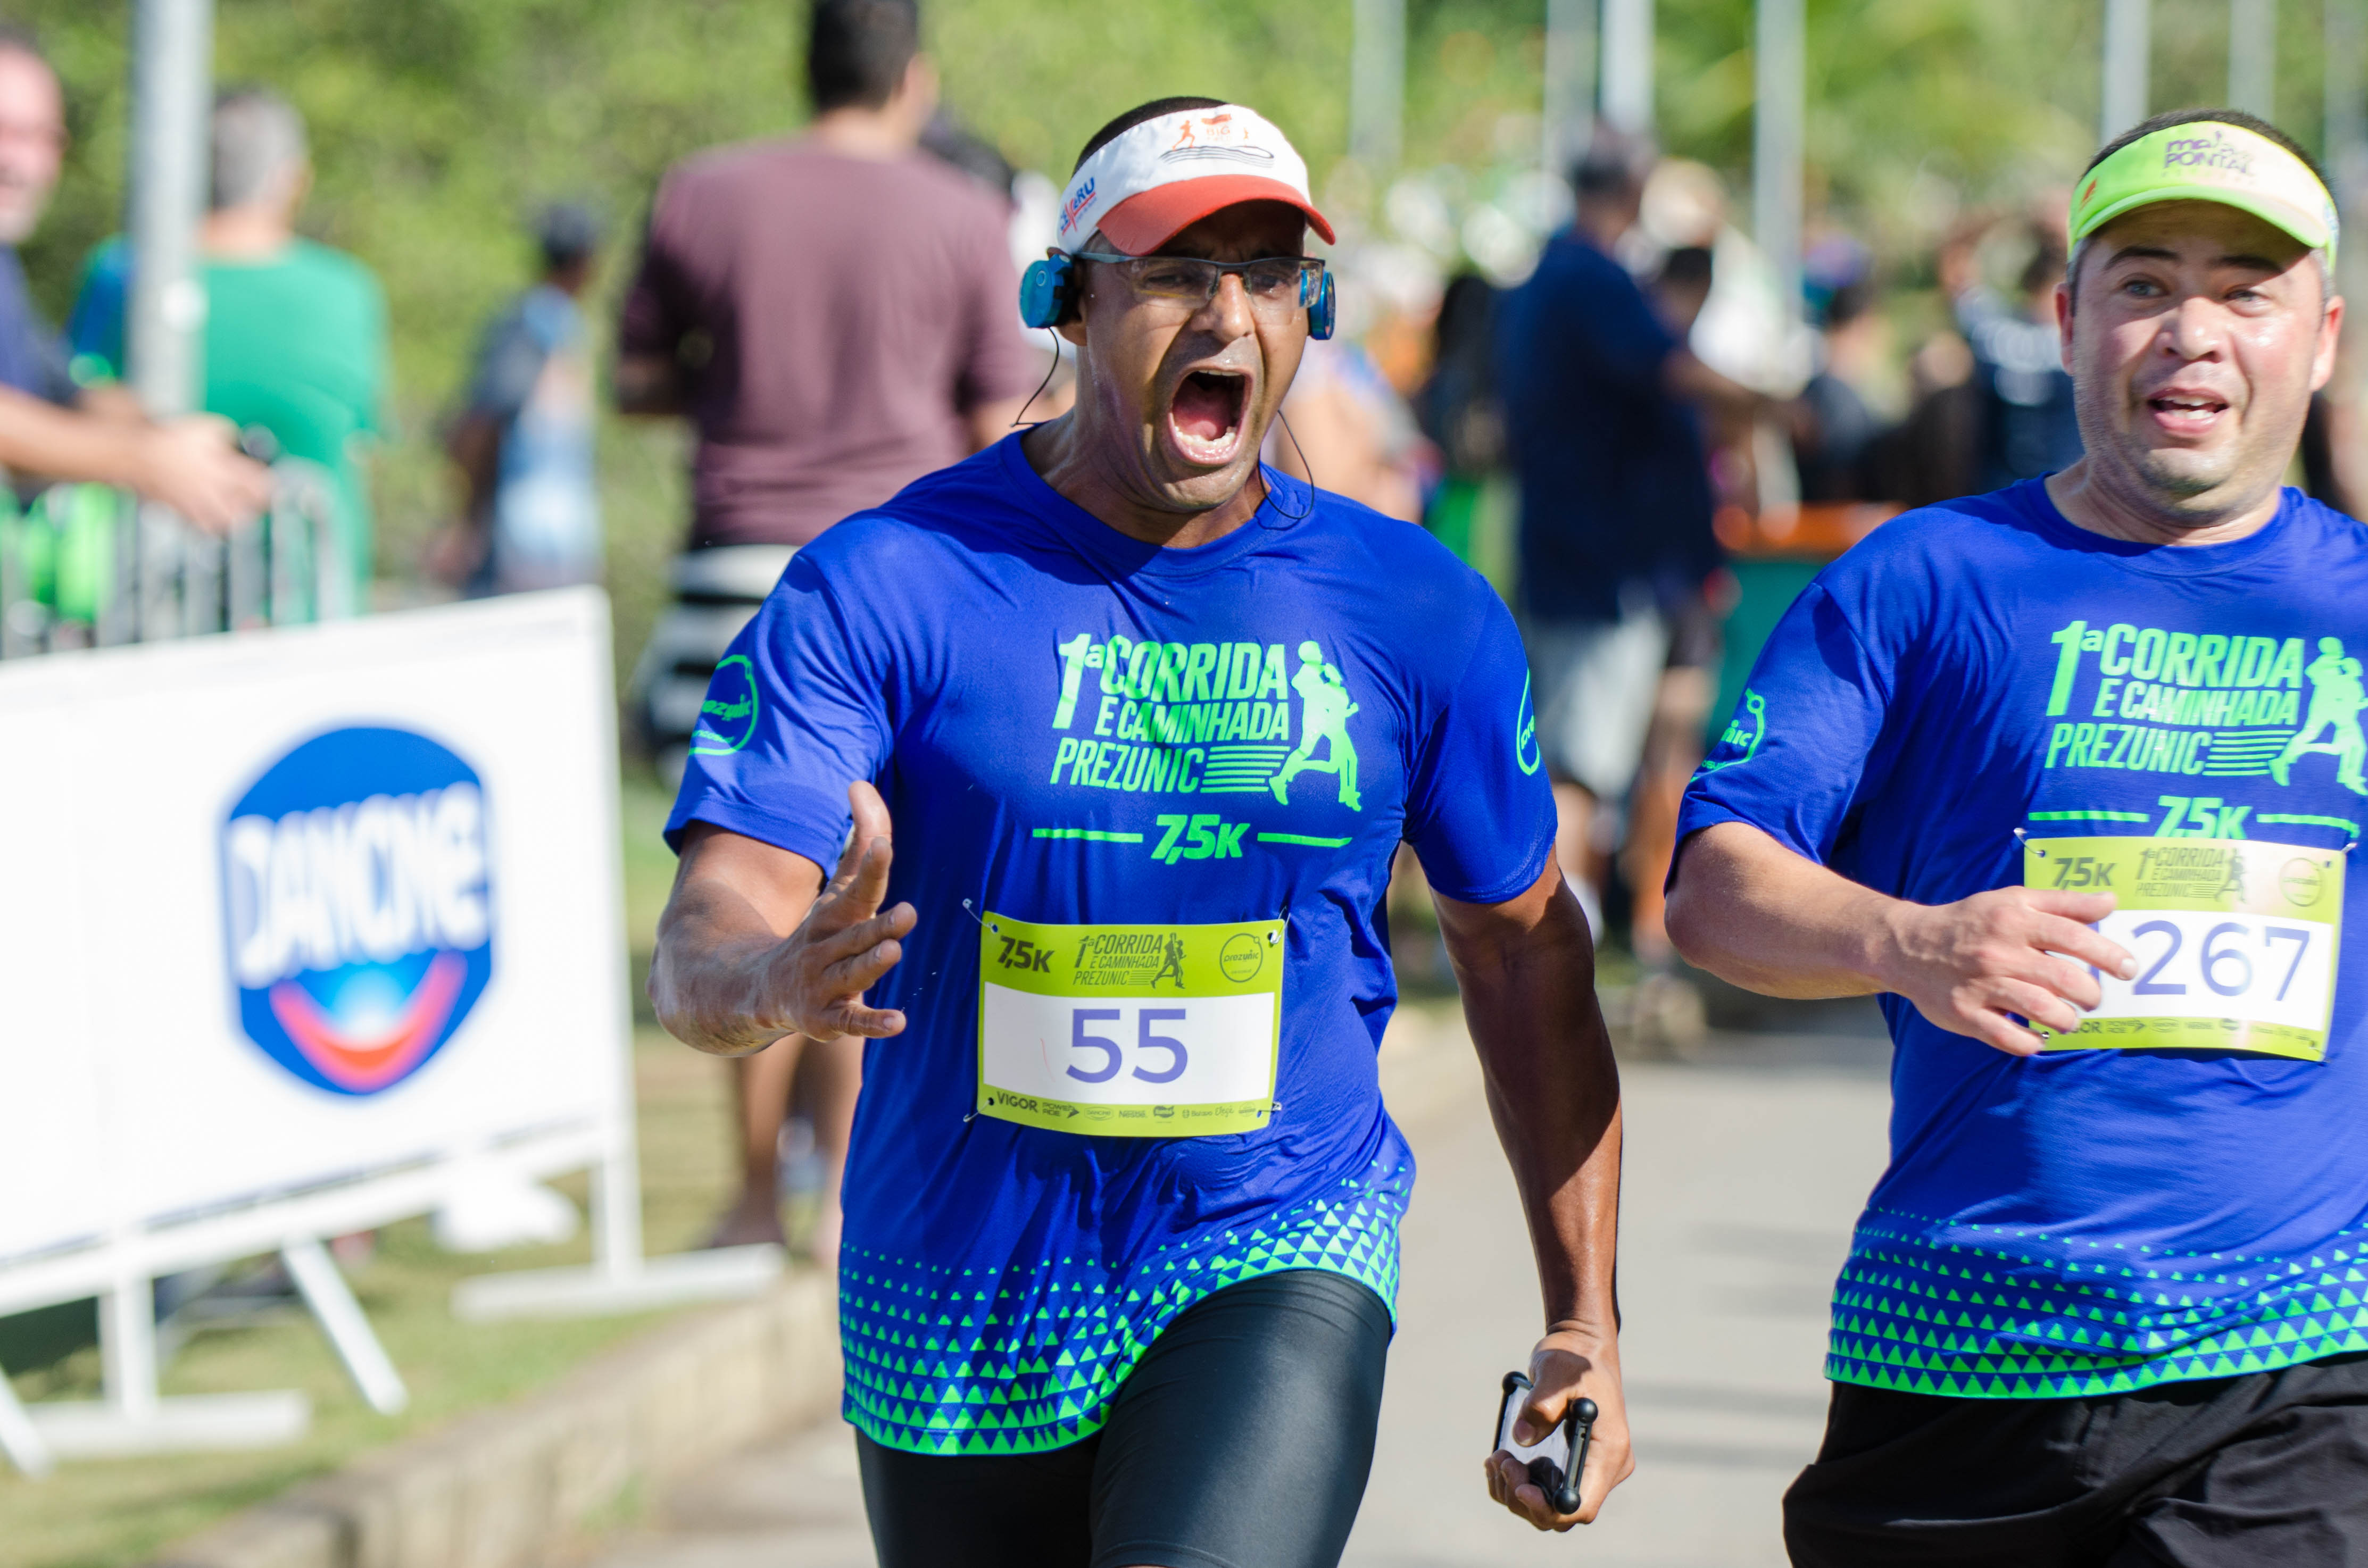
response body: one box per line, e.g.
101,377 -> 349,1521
1827,1206 -> 2368,1398
840,1160 -> 1407,1455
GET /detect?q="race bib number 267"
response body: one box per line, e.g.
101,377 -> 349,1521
2026,837 -> 2344,1062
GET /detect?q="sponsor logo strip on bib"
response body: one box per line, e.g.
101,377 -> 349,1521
2025,836 -> 2342,1060
977,912 -> 1282,1136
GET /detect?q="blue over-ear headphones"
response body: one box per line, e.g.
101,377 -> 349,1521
1019,251 -> 1338,339
1308,271 -> 1336,340
1019,253 -> 1074,329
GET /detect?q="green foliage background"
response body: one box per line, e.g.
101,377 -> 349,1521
4,0 -> 2352,678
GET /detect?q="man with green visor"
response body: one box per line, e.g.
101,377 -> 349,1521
1666,110 -> 2368,1562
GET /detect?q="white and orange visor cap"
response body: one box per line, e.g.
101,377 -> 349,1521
1056,104 -> 1336,258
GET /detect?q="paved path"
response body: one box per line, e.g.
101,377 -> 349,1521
589,1009 -> 1893,1568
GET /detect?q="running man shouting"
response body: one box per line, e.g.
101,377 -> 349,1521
652,97 -> 1629,1566
1671,110 -> 2368,1563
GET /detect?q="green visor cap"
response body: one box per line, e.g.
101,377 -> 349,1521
2071,120 -> 2339,270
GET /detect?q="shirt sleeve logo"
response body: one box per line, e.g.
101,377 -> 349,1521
1694,688 -> 1768,775
1515,672 -> 1542,776
691,653 -> 760,755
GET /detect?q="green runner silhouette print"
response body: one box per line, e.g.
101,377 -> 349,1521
1271,640 -> 1361,810
2272,638 -> 2368,794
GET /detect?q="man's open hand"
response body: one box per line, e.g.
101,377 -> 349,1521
757,781 -> 918,1041
1876,887 -> 2138,1055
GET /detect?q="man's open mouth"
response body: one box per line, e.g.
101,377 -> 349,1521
1167,369 -> 1251,463
2146,391 -> 2229,435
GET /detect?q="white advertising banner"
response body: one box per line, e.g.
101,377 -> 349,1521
0,590 -> 629,1286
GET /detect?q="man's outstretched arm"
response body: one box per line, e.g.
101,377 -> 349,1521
1664,820 -> 2141,1056
1432,857 -> 1632,1530
650,782 -> 917,1056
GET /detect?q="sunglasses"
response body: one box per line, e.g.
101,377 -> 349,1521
1071,252 -> 1326,319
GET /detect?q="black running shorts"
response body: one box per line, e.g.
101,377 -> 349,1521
1785,1352 -> 2368,1566
858,1267 -> 1393,1568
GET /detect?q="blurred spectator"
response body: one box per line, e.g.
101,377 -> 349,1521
1793,280 -> 1888,502
0,30 -> 266,533
1650,244 -> 1714,336
1265,244 -> 1438,519
919,108 -> 1015,197
614,0 -> 1035,546
619,0 -> 1038,777
2302,391 -> 2361,516
70,87 -> 387,602
1612,240 -> 1730,1001
924,111 -> 1081,426
434,203 -> 604,596
1863,325 -> 1981,506
1266,335 -> 1428,521
1412,272 -> 1505,568
1948,219 -> 2082,490
1495,134 -> 1752,940
618,0 -> 1037,1258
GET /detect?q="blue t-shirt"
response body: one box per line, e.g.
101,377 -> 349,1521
0,247 -> 74,405
463,283 -> 599,594
668,436 -> 1554,1453
1495,231 -> 1718,623
1681,479 -> 2368,1399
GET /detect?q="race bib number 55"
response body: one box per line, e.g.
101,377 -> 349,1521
976,912 -> 1283,1136
2025,836 -> 2345,1061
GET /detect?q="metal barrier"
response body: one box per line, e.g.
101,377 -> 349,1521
0,456 -> 348,661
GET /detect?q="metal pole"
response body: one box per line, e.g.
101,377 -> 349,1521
2101,0 -> 2153,142
1755,0 -> 1806,325
2328,0 -> 2365,169
1600,0 -> 1655,135
1543,0 -> 1599,176
1349,0 -> 1405,173
0,1358 -> 54,1478
282,1238 -> 409,1415
2231,0 -> 2278,119
126,0 -> 213,642
100,1275 -> 160,1424
127,0 -> 210,420
2330,0 -> 2367,340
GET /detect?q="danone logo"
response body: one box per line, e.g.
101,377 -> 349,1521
220,727 -> 494,1096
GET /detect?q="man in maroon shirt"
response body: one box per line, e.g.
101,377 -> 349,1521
617,0 -> 1036,546
619,0 -> 1038,1257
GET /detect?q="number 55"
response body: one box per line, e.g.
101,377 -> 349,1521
1134,1008 -> 1188,1083
1068,1009 -> 1123,1083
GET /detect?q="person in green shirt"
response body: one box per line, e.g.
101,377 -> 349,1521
68,87 -> 388,607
